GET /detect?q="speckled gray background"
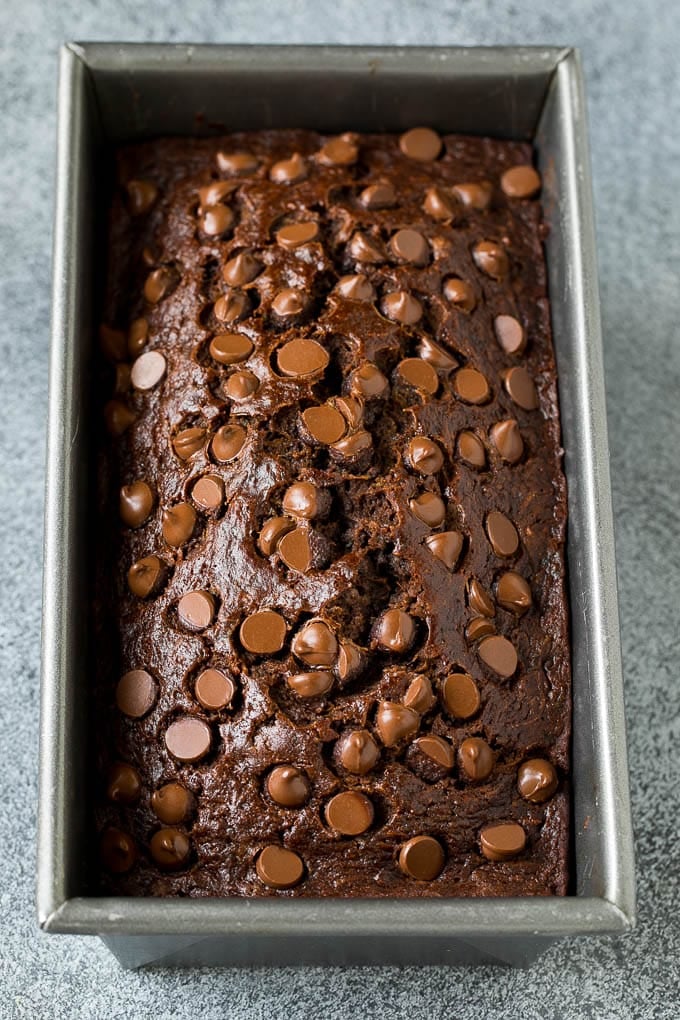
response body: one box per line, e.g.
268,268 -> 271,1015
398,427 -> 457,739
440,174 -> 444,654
1,0 -> 678,1016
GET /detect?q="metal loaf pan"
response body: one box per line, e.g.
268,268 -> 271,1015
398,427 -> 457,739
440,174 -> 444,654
39,43 -> 635,969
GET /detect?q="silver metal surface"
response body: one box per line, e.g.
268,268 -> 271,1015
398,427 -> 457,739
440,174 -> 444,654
38,43 -> 635,968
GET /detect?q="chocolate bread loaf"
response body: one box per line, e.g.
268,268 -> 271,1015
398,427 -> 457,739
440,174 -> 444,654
94,127 -> 570,897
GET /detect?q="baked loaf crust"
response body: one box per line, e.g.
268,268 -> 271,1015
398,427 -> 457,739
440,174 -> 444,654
94,128 -> 570,897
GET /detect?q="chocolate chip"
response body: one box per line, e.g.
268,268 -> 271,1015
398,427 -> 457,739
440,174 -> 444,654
330,429 -> 373,461
331,395 -> 364,430
318,134 -> 358,166
381,290 -> 423,325
216,151 -> 258,175
453,180 -> 492,210
359,180 -> 396,208
104,400 -> 136,436
270,153 -> 308,184
372,608 -> 416,654
165,717 -> 212,763
198,180 -> 239,209
258,516 -> 296,556
119,481 -> 155,528
468,578 -> 495,617
106,762 -> 141,804
130,350 -> 166,391
151,783 -> 195,824
211,423 -> 246,462
199,204 -> 234,237
458,737 -> 495,780
478,634 -> 518,678
214,290 -> 250,324
423,186 -> 457,221
276,221 -> 319,249
480,822 -> 526,861
398,835 -> 445,880
222,251 -> 262,287
173,425 -> 207,461
277,338 -> 329,377
100,827 -> 137,873
494,314 -> 526,355
240,609 -> 287,654
409,492 -> 446,527
278,527 -> 312,572
127,555 -> 165,598
162,503 -> 196,547
397,358 -> 439,395
348,231 -> 386,263
403,674 -> 435,714
143,266 -> 178,304
496,571 -> 532,615
441,672 -> 481,719
267,765 -> 311,807
224,370 -> 259,400
413,735 -> 454,770
325,791 -> 374,835
417,336 -> 458,371
210,332 -> 254,365
457,430 -> 486,469
150,828 -> 192,870
465,617 -> 496,642
390,228 -> 429,266
503,366 -> 539,410
337,729 -> 380,774
116,669 -> 157,718
286,670 -> 334,697
518,758 -> 558,803
125,179 -> 158,215
472,240 -> 509,279
335,274 -> 376,301
127,317 -> 149,357
406,437 -> 444,474
443,276 -> 477,312
491,419 -> 524,463
195,668 -> 235,710
375,701 -> 420,746
349,362 -> 389,399
335,639 -> 364,685
100,324 -> 127,362
192,474 -> 224,512
399,127 -> 442,162
300,405 -> 347,445
282,481 -> 330,520
178,590 -> 215,631
256,845 -> 304,889
501,165 -> 541,198
453,367 -> 490,405
486,511 -> 519,557
291,618 -> 337,666
271,287 -> 307,318
424,531 -> 464,570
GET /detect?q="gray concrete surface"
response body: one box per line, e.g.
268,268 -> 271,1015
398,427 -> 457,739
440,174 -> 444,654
1,0 -> 678,1016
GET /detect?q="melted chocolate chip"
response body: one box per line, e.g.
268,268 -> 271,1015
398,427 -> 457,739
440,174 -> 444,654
256,845 -> 304,889
398,835 -> 445,880
325,791 -> 374,835
424,531 -> 464,570
399,127 -> 442,162
501,165 -> 541,199
480,822 -> 526,861
240,610 -> 287,654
